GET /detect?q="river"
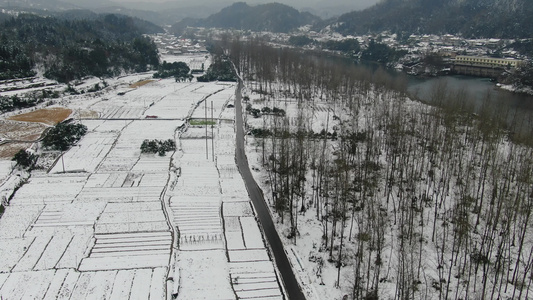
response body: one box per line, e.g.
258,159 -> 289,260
408,75 -> 533,112
406,75 -> 533,135
351,59 -> 533,124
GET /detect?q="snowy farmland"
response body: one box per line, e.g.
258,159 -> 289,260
0,62 -> 286,299
168,119 -> 284,299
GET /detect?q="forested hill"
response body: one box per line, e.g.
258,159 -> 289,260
171,2 -> 320,35
54,9 -> 164,34
327,0 -> 533,38
0,13 -> 161,82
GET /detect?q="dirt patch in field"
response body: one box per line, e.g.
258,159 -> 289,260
8,107 -> 72,125
79,110 -> 99,119
0,142 -> 33,159
129,80 -> 154,88
0,107 -> 72,160
0,120 -> 47,141
0,119 -> 50,160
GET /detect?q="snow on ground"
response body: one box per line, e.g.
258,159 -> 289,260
11,173 -> 89,205
169,134 -> 232,297
176,250 -> 235,300
247,97 -> 334,137
0,160 -> 20,204
0,267 -> 169,300
244,91 -> 348,300
0,77 -> 60,97
159,54 -> 211,71
48,131 -> 118,173
241,84 -> 532,300
0,54 -> 287,300
217,120 -> 284,300
166,99 -> 284,299
0,62 -> 200,298
88,80 -> 170,119
79,232 -> 172,271
0,126 -> 175,298
189,85 -> 235,120
92,120 -> 180,173
498,83 -> 533,95
142,83 -> 202,119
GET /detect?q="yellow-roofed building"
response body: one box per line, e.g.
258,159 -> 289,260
454,55 -> 522,68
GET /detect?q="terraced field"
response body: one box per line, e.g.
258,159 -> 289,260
0,75 -> 285,299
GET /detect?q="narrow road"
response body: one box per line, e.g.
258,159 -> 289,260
234,81 -> 306,300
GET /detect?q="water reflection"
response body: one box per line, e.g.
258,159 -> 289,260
408,75 -> 533,113
407,75 -> 533,137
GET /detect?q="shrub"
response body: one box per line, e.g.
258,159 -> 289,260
197,58 -> 236,82
190,120 -> 216,126
272,107 -> 286,116
250,108 -> 261,118
0,95 -> 44,113
42,122 -> 88,151
140,139 -> 176,155
153,61 -> 191,81
12,149 -> 36,169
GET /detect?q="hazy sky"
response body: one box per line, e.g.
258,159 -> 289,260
109,0 -> 381,10
55,0 -> 383,21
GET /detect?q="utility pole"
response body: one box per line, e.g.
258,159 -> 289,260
61,151 -> 65,173
205,100 -> 208,160
211,101 -> 214,161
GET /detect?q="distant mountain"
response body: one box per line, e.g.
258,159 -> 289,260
0,13 -> 160,82
1,0 -> 340,27
0,0 -> 177,26
0,6 -> 164,34
0,0 -> 117,10
82,9 -> 165,33
171,2 -> 321,34
0,0 -> 118,11
299,0 -> 378,19
55,9 -> 95,19
326,0 -> 533,38
117,1 -> 230,25
0,0 -> 80,11
125,0 -> 374,24
92,6 -> 171,26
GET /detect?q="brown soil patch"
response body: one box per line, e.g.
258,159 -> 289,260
0,142 -> 32,159
129,79 -> 154,88
79,110 -> 99,119
8,107 -> 72,126
0,120 -> 47,141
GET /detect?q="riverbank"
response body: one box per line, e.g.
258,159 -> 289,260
497,83 -> 533,96
406,74 -> 533,125
359,57 -> 533,98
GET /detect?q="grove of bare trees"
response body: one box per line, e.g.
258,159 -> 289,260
219,37 -> 533,299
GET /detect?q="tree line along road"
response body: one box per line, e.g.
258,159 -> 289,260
234,81 -> 307,300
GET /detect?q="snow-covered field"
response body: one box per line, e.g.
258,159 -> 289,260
0,95 -> 179,298
168,116 -> 284,299
0,161 -> 14,183
0,55 -> 286,299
